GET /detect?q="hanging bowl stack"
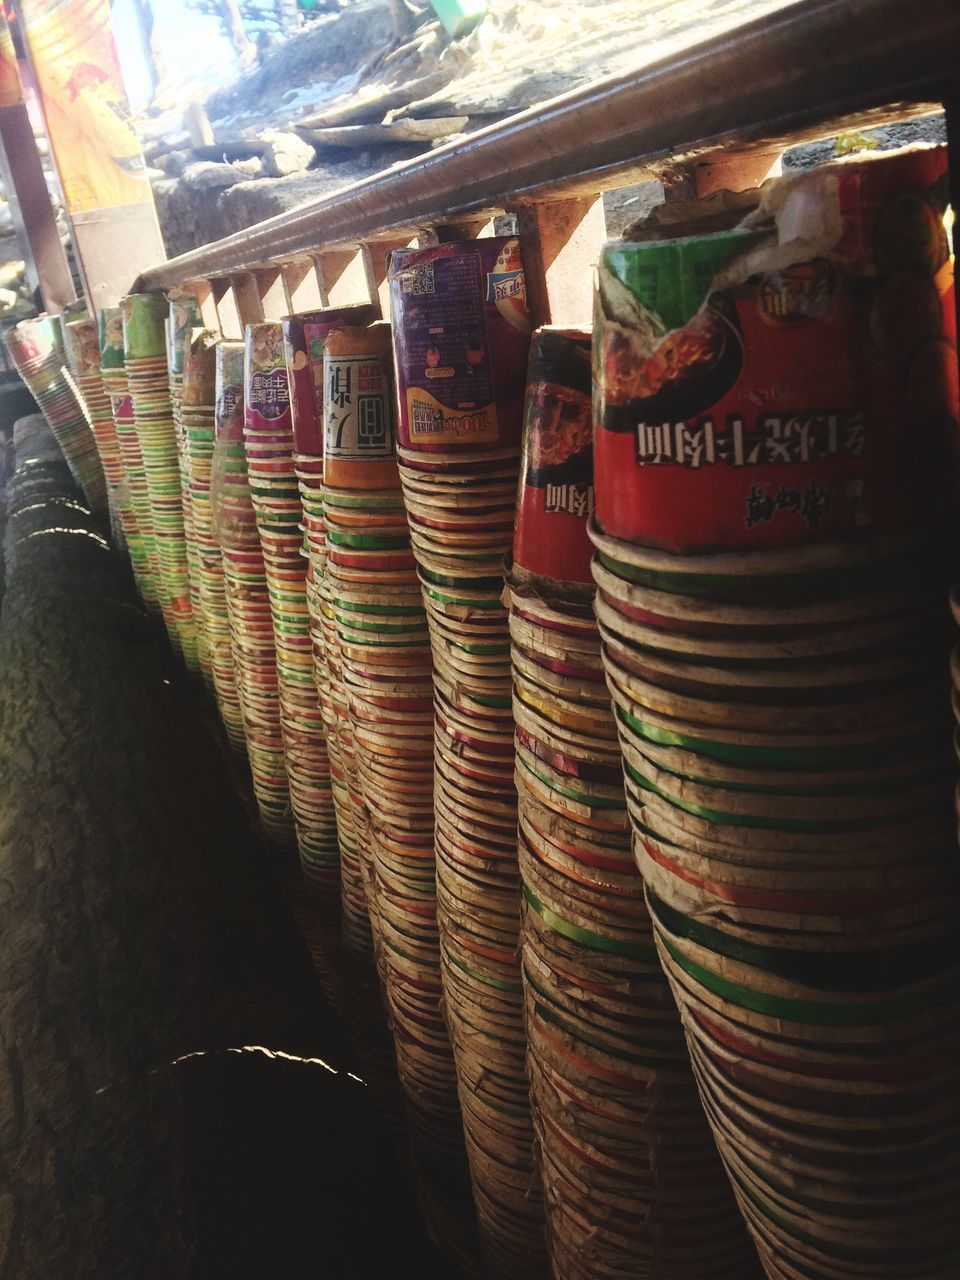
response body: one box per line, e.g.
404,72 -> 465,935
181,328 -> 246,752
211,339 -> 296,849
5,314 -> 108,516
285,306 -> 378,953
244,322 -> 340,908
509,327 -> 762,1280
317,316 -> 483,1271
168,297 -> 210,686
390,237 -> 549,1280
122,291 -> 198,668
61,314 -> 124,536
98,305 -> 158,611
592,147 -> 960,1280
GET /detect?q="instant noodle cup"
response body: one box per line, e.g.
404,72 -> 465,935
283,304 -> 376,456
322,321 -> 398,490
594,145 -> 957,555
390,237 -> 532,454
513,326 -> 594,590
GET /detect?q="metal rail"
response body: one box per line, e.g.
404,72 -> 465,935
135,0 -> 957,294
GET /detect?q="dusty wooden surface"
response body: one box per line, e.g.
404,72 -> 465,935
0,417 -> 453,1278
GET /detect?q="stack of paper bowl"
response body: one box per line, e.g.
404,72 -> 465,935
211,339 -> 295,853
390,238 -> 548,1279
121,291 -> 198,668
319,317 -> 484,1268
61,314 -> 124,533
510,327 -> 762,1280
5,315 -> 108,516
284,305 -> 376,948
591,147 -> 960,1280
244,322 -> 341,911
98,305 -> 158,611
168,297 -> 209,685
182,329 -> 246,752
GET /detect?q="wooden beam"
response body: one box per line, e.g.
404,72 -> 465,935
512,196 -> 605,329
0,101 -> 75,311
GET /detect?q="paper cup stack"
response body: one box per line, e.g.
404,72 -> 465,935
98,305 -> 158,610
244,323 -> 340,907
390,239 -> 548,1280
510,328 -> 762,1280
284,306 -> 378,949
61,315 -> 124,532
5,315 -> 108,516
323,320 -> 484,1262
212,340 -> 296,849
168,297 -> 210,685
181,329 -> 246,752
591,149 -> 960,1280
284,306 -> 479,1269
121,291 -> 198,667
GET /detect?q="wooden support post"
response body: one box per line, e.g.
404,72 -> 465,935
230,274 -> 264,331
691,148 -> 783,197
192,281 -> 221,330
211,280 -> 243,339
281,257 -> 325,313
253,267 -> 287,321
361,239 -> 417,320
427,218 -> 493,245
512,196 -> 606,329
0,99 -> 74,312
316,248 -> 372,308
0,12 -> 74,311
14,0 -> 166,310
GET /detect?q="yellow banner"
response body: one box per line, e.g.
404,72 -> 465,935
19,0 -> 150,212
0,12 -> 23,109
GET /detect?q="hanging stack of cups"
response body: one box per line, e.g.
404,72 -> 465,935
181,328 -> 246,751
121,291 -> 199,669
286,305 -> 461,1256
390,237 -> 549,1280
320,316 -> 483,1270
285,306 -> 376,948
98,305 -> 158,610
244,323 -> 340,909
4,315 -> 108,516
168,297 -> 210,685
508,329 -> 762,1279
592,147 -> 960,1280
211,339 -> 296,847
61,314 -> 124,539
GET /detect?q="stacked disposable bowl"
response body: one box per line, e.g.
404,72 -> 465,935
61,314 -> 124,536
285,307 -> 480,1271
121,291 -> 198,667
168,297 -> 209,684
99,305 -> 158,610
243,323 -> 340,905
390,238 -> 547,1280
5,314 -> 107,516
510,328 -> 762,1280
591,148 -> 960,1280
212,339 -> 296,848
286,309 -> 376,952
183,329 -> 246,752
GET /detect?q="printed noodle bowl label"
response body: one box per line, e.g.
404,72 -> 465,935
593,146 -> 958,554
390,237 -> 532,451
324,354 -> 394,461
514,327 -> 594,586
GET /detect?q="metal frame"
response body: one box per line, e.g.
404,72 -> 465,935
133,0 -> 960,335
